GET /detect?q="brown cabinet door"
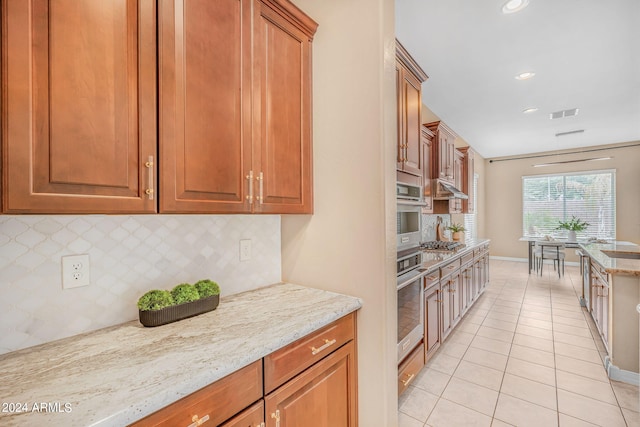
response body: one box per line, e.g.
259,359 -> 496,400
3,0 -> 157,213
450,273 -> 461,327
396,62 -> 406,171
440,280 -> 452,340
265,341 -> 357,427
421,128 -> 434,213
220,400 -> 265,427
159,0 -> 252,213
461,147 -> 475,214
252,0 -> 314,214
424,283 -> 441,362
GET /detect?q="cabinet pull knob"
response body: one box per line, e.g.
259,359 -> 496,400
145,155 -> 154,200
436,299 -> 442,303
427,275 -> 437,280
311,338 -> 337,355
271,410 -> 281,427
246,171 -> 254,204
188,414 -> 210,427
401,373 -> 415,386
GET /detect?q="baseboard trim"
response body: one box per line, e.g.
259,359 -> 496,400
605,356 -> 640,386
488,256 -> 579,267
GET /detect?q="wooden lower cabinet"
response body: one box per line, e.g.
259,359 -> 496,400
398,343 -> 425,396
265,341 -> 357,427
424,282 -> 441,362
130,313 -> 357,427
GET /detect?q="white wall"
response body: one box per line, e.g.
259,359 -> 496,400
0,215 -> 281,354
281,0 -> 398,425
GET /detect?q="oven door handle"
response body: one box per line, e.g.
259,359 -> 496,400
397,269 -> 430,290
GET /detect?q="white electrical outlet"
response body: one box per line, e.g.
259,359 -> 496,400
240,239 -> 252,261
62,254 -> 90,289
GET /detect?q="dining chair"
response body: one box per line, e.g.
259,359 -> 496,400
534,242 -> 566,277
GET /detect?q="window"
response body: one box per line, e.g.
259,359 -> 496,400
464,173 -> 478,238
522,170 -> 615,239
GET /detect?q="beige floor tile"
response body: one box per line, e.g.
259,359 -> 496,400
470,335 -> 512,356
491,420 -> 515,427
413,367 -> 451,397
553,341 -> 602,364
463,347 -> 509,371
515,324 -> 554,340
553,308 -> 585,320
494,393 -> 558,427
399,386 -> 440,423
489,305 -> 521,316
440,341 -> 469,359
553,301 -> 582,312
399,412 -> 424,427
453,360 -> 504,391
610,380 -> 640,412
482,317 -> 518,332
512,333 -> 554,353
497,295 -> 524,304
554,331 -> 597,350
509,343 -> 555,368
426,351 -> 461,375
522,297 -> 550,307
621,408 -> 640,427
553,323 -> 592,338
506,357 -> 556,386
476,326 -> 515,343
517,316 -> 553,330
558,413 -> 599,426
448,330 -> 475,346
456,321 -> 481,335
486,311 -> 519,323
555,356 -> 609,383
442,377 -> 499,416
493,299 -> 522,309
519,309 -> 552,321
426,397 -> 492,427
553,315 -> 589,328
500,373 -> 557,410
521,303 -> 552,314
557,389 -> 627,427
556,370 -> 618,405
465,313 -> 488,325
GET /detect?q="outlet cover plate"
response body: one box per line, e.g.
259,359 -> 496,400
62,254 -> 90,289
240,239 -> 252,261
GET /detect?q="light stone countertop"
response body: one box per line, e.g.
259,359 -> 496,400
0,283 -> 362,427
579,241 -> 640,276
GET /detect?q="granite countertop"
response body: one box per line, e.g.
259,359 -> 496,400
579,241 -> 640,276
0,283 -> 362,427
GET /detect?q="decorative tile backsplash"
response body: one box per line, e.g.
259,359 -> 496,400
422,214 -> 451,241
0,215 -> 281,355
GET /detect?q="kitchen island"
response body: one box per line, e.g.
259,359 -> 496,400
0,283 -> 361,426
579,241 -> 640,385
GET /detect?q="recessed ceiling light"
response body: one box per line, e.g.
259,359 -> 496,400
522,107 -> 538,113
515,71 -> 536,80
502,0 -> 530,14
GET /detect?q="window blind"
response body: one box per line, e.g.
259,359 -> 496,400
522,170 -> 616,239
464,173 -> 479,238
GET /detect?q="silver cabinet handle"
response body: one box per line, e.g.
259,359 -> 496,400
144,155 -> 154,200
311,338 -> 336,355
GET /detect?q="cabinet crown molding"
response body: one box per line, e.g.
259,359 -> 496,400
262,0 -> 318,39
396,39 -> 428,82
424,120 -> 458,139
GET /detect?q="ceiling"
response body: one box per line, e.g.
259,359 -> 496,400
395,0 -> 640,159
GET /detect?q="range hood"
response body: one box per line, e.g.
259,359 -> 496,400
433,179 -> 468,200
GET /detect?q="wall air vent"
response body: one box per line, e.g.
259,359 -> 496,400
555,129 -> 585,137
550,108 -> 579,119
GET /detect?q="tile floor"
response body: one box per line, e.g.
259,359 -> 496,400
399,259 -> 640,427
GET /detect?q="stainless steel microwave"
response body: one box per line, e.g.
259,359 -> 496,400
396,182 -> 421,202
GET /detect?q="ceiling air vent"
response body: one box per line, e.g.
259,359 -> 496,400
550,108 -> 579,119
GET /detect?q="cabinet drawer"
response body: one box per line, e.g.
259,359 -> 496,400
264,312 -> 355,394
461,252 -> 473,266
219,400 -> 264,427
130,361 -> 262,427
440,259 -> 460,278
398,343 -> 424,396
423,271 -> 439,289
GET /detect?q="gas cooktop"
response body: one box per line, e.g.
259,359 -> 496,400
421,241 -> 464,251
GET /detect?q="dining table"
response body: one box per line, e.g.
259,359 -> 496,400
519,236 -> 584,274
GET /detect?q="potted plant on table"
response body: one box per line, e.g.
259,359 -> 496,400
446,223 -> 466,242
555,216 -> 589,242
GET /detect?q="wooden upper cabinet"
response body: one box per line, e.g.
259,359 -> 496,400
450,149 -> 464,213
458,146 -> 475,214
396,40 -> 427,178
425,121 -> 457,184
159,0 -> 251,213
159,0 -> 316,214
2,0 -> 157,213
421,126 -> 434,213
252,0 -> 316,214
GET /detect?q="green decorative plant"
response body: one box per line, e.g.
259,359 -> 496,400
194,279 -> 221,298
555,216 -> 589,232
446,223 -> 466,232
137,290 -> 175,312
171,283 -> 201,304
